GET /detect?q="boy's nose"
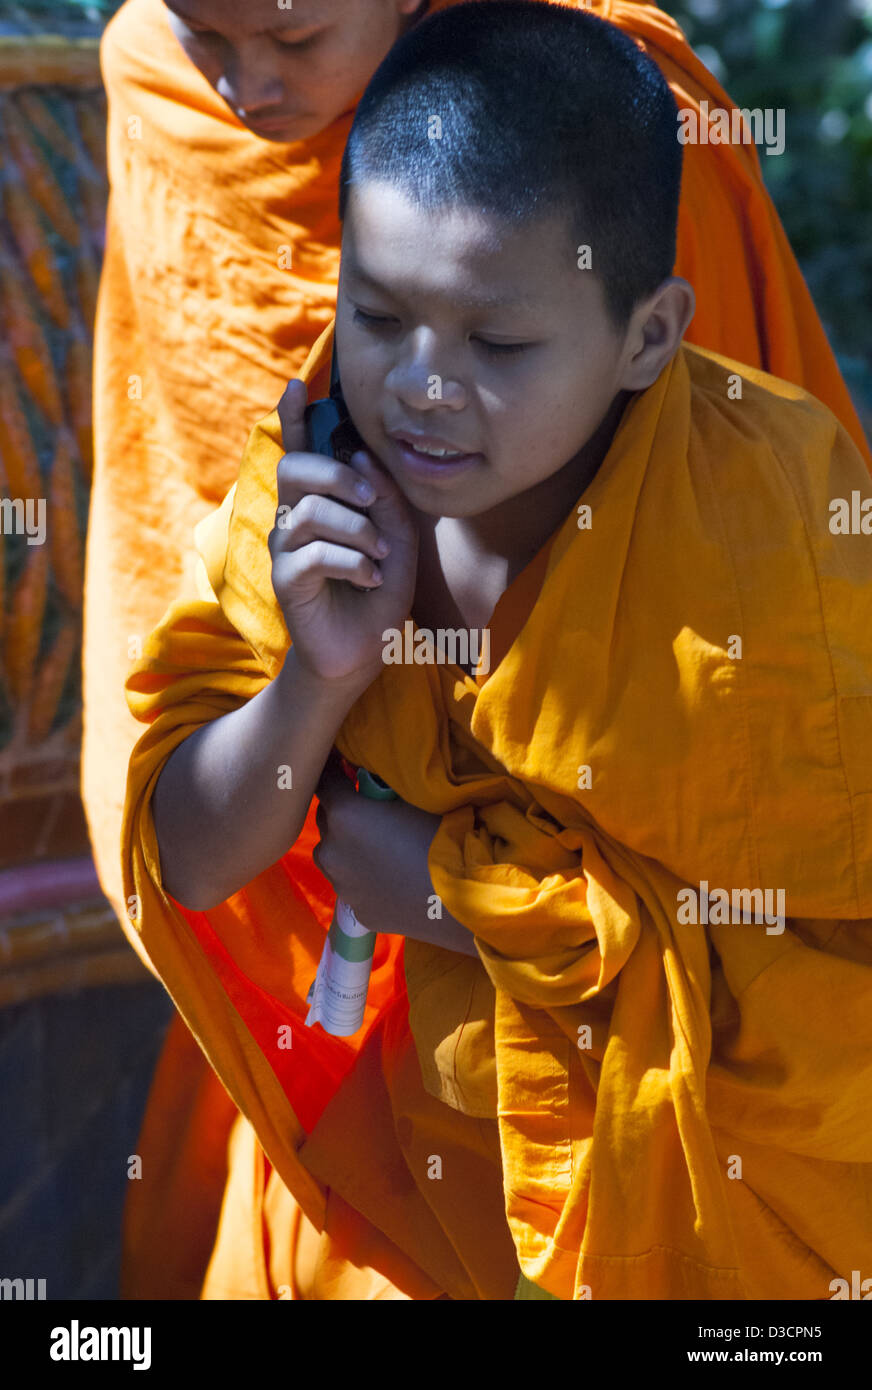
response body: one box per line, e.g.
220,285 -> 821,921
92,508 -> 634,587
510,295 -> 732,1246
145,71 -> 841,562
384,336 -> 467,412
216,40 -> 285,115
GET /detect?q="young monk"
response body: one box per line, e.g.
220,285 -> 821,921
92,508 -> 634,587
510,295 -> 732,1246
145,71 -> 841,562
95,0 -> 872,1304
123,1 -> 872,1300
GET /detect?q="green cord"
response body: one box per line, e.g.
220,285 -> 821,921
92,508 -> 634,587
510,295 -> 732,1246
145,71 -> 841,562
514,1271 -> 560,1300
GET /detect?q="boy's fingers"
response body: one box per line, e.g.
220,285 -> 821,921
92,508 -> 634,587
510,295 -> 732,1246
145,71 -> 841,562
271,540 -> 385,593
347,449 -> 417,546
276,452 -> 378,513
276,378 -> 307,455
273,389 -> 412,548
272,494 -> 389,563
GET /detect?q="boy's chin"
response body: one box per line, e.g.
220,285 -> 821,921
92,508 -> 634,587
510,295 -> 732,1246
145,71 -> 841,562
390,473 -> 496,520
228,104 -> 324,144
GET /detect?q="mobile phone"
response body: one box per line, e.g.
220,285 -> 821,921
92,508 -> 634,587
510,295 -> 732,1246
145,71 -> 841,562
303,342 -> 365,462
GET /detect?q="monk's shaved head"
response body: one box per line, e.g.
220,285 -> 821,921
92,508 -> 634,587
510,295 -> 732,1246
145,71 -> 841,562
339,1 -> 682,326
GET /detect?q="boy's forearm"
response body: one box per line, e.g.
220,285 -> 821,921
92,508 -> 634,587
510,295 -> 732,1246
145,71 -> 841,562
152,648 -> 369,910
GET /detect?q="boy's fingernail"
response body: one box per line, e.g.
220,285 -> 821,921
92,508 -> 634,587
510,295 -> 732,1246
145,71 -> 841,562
356,480 -> 376,502
376,537 -> 390,556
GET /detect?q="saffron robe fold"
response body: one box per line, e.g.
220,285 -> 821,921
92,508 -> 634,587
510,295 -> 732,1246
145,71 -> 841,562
123,318 -> 872,1299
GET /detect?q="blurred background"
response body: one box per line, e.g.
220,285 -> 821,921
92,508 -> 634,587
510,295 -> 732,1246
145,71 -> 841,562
0,0 -> 869,1299
662,0 -> 872,431
0,0 -> 174,1299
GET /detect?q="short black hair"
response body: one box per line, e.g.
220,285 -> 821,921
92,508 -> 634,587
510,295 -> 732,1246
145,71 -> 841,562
339,0 -> 682,327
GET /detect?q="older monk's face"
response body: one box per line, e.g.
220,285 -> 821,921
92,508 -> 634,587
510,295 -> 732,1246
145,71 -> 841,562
164,0 -> 425,143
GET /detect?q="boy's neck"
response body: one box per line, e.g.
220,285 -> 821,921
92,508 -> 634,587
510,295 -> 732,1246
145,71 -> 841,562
431,388 -> 633,576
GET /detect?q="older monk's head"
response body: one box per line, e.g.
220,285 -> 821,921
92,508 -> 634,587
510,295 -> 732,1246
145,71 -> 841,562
164,0 -> 429,142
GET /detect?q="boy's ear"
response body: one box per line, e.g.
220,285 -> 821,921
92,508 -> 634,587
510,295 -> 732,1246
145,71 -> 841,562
618,277 -> 696,392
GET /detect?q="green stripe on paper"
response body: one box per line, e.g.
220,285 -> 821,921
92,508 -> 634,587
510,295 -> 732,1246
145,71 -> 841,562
328,919 -> 376,962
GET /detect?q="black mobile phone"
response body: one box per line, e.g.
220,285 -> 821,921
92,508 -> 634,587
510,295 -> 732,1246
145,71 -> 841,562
303,342 -> 365,462
302,341 -> 373,594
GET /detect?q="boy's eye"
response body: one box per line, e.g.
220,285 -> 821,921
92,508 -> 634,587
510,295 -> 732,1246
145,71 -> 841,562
353,308 -> 397,329
351,309 -> 532,356
473,338 -> 531,356
274,28 -> 321,48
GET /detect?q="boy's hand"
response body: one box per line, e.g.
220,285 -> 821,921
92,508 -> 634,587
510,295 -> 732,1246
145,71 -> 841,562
270,379 -> 419,687
312,757 -> 479,957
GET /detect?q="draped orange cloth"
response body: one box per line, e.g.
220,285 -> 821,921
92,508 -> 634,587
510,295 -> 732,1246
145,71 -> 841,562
124,317 -> 872,1299
89,0 -> 871,1298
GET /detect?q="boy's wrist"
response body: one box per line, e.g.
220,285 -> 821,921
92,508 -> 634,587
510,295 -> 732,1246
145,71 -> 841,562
276,645 -> 377,711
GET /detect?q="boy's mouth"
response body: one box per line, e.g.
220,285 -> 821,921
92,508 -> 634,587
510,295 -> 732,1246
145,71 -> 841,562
388,429 -> 483,480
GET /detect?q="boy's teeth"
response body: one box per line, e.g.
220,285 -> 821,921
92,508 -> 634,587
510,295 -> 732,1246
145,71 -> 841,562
413,443 -> 463,458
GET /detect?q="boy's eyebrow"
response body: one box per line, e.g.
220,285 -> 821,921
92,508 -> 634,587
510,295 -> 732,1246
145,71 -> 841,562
346,266 -> 541,314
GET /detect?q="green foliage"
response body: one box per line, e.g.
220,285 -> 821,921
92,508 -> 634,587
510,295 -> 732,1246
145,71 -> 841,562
662,0 -> 872,427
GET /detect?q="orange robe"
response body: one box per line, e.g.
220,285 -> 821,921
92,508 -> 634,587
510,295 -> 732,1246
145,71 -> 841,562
85,0 -> 871,1296
124,319 -> 872,1299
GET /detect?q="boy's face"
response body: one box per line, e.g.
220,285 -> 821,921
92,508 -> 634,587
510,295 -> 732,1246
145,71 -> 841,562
163,0 -> 423,143
335,182 -> 644,520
